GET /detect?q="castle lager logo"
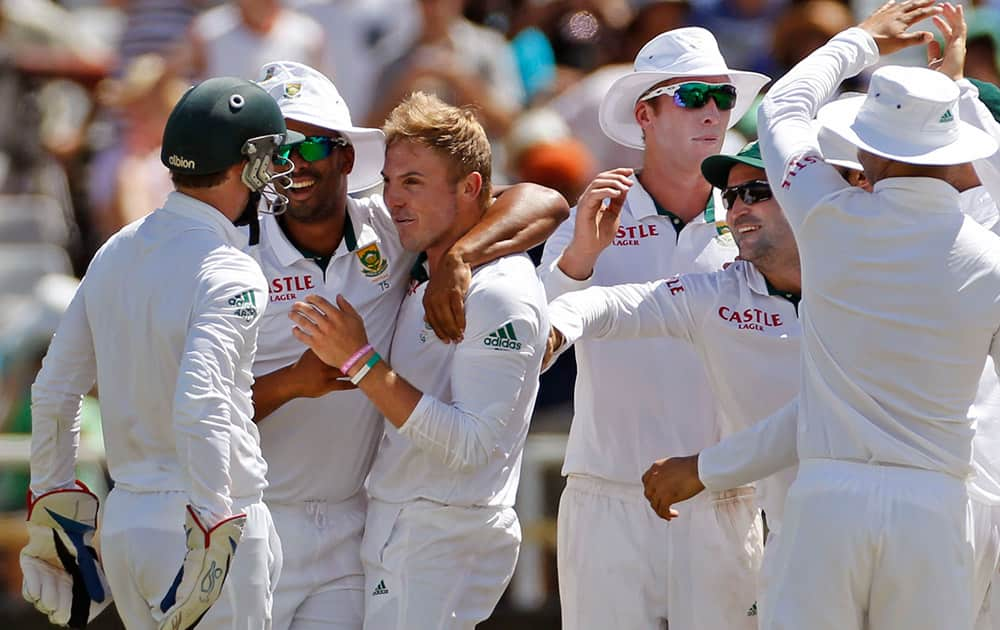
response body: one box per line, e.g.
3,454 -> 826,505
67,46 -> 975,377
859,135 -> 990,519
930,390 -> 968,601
283,82 -> 302,98
168,155 -> 196,170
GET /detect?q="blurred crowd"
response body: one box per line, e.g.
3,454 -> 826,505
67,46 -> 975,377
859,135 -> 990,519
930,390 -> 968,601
1,0 -> 1000,606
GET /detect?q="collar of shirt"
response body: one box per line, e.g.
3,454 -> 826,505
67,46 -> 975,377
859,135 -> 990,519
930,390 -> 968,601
259,196 -> 382,268
161,191 -> 250,250
741,260 -> 801,307
870,177 -> 962,214
626,174 -> 727,234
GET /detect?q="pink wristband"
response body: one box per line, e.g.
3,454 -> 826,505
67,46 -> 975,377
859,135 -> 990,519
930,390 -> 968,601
340,343 -> 373,374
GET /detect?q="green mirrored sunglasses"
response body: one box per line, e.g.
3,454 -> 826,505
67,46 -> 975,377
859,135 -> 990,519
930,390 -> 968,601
275,135 -> 351,163
641,82 -> 738,111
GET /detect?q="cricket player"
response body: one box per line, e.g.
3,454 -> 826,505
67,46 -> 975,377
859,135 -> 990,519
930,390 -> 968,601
287,92 -> 547,630
537,26 -> 770,629
23,78 -> 301,629
744,2 -> 1000,627
248,61 -> 567,630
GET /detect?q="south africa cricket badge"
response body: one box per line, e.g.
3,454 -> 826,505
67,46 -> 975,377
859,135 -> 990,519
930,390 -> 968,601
357,243 -> 389,277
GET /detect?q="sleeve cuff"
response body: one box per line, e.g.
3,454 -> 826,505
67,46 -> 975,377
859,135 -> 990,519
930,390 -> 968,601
543,255 -> 594,299
399,393 -> 436,436
697,444 -> 733,492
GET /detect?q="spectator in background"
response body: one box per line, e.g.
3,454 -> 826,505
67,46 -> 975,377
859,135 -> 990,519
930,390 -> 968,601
964,6 -> 1000,86
176,0 -> 326,80
290,0 -> 419,125
547,1 -> 696,172
366,0 -> 524,138
108,0 -> 205,73
689,0 -> 788,74
770,0 -> 855,76
88,54 -> 185,243
506,107 -> 595,206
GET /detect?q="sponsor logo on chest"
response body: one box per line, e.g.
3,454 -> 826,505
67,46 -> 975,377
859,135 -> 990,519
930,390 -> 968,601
613,223 -> 659,247
269,274 -> 315,302
718,305 -> 785,331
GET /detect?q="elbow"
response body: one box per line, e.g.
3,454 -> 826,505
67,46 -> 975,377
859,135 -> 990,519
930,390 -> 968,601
446,433 -> 494,472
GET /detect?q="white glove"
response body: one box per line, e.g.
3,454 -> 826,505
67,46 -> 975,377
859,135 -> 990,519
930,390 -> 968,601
157,506 -> 246,630
20,481 -> 113,628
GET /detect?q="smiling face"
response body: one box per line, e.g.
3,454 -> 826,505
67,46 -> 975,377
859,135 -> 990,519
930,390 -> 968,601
635,75 -> 733,167
275,119 -> 355,223
726,164 -> 797,266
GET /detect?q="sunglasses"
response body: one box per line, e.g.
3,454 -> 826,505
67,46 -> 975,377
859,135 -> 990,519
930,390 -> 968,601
275,135 -> 350,163
721,180 -> 772,210
641,82 -> 738,111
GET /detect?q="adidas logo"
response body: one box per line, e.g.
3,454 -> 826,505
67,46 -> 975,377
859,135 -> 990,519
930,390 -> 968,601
939,109 -> 954,123
484,322 -> 522,351
747,601 -> 758,617
372,580 -> 389,596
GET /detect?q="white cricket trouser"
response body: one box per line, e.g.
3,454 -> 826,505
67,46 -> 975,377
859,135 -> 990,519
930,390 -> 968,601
763,459 -> 973,630
360,498 -> 520,630
269,493 -> 366,630
557,475 -> 763,630
973,499 -> 1000,630
100,488 -> 282,630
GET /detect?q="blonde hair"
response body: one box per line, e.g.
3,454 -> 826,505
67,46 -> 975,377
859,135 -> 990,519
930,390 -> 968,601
383,92 -> 492,206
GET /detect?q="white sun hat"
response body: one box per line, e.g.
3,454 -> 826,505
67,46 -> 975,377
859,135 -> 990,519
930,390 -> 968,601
598,27 -> 771,149
258,60 -> 385,193
817,65 -> 998,166
816,95 -> 864,171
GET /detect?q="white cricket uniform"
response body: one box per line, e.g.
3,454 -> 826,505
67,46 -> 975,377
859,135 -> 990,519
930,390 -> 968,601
756,27 -> 1000,630
249,195 -> 416,630
362,254 -> 547,630
538,177 -> 758,629
30,191 -> 279,629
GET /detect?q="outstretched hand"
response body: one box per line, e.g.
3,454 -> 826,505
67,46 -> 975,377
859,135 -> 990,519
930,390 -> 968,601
927,2 -> 966,80
859,0 -> 942,56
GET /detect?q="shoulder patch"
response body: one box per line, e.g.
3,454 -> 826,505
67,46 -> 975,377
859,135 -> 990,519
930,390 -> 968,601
228,289 -> 260,323
483,321 -> 522,351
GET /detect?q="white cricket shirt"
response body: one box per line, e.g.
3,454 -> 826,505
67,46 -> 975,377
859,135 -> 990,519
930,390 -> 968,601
757,27 -> 1000,478
538,176 -> 737,483
548,260 -> 800,525
250,194 -> 417,504
31,192 -> 269,521
367,254 -> 547,508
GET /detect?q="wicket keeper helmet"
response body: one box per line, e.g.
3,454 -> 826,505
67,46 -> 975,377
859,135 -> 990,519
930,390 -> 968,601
161,77 -> 305,202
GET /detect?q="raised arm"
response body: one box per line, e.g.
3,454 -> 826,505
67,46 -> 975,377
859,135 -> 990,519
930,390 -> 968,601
758,1 -> 941,229
424,183 -> 569,341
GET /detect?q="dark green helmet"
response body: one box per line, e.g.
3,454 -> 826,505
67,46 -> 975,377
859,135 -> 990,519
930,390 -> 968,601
161,77 -> 304,176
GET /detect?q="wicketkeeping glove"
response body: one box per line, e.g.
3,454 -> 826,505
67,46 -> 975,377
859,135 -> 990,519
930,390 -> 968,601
20,481 -> 112,628
157,506 -> 246,630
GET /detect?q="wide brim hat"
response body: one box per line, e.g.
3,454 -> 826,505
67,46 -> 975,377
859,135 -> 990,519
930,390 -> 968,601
599,27 -> 771,149
817,66 -> 998,166
258,60 -> 385,193
815,99 -> 863,171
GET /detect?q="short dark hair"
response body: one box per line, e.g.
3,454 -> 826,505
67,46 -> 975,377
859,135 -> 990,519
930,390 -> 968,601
170,169 -> 230,189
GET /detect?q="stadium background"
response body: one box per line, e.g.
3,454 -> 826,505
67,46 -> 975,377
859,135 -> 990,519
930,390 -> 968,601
1,0 -> 997,626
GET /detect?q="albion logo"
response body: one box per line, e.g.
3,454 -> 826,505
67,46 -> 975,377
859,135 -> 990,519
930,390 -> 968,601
168,155 -> 196,169
484,322 -> 521,350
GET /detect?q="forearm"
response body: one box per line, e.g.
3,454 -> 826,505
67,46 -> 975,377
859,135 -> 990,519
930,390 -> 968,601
698,398 -> 800,491
353,358 -> 423,428
251,366 -> 301,422
452,183 -> 568,266
354,355 -> 498,471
